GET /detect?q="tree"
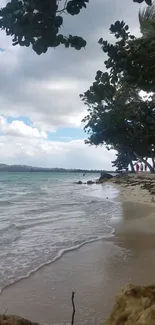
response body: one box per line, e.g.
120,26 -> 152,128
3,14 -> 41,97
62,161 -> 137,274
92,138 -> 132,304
112,150 -> 136,172
97,17 -> 155,92
0,0 -> 88,54
0,0 -> 152,55
80,66 -> 155,172
139,3 -> 155,38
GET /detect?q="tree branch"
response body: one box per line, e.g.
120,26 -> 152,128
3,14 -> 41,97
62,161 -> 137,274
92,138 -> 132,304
57,0 -> 68,14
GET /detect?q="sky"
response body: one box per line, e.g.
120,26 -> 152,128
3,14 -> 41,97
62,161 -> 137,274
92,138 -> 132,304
0,0 -> 142,169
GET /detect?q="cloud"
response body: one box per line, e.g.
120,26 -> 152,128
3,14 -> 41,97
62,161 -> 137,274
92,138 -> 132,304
0,135 -> 116,169
0,116 -> 47,139
0,0 -> 140,131
0,0 -> 140,167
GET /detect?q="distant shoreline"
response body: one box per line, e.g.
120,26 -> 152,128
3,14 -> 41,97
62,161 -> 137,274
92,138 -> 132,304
0,164 -> 115,173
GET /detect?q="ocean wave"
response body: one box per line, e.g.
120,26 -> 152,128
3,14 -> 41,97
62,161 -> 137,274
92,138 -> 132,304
88,199 -> 103,204
23,206 -> 54,216
0,231 -> 115,294
0,223 -> 17,233
17,215 -> 78,231
0,172 -> 120,298
0,200 -> 14,206
0,223 -> 20,245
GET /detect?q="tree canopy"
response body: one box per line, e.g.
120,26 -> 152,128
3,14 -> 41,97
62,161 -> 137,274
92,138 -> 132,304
0,0 -> 89,54
80,16 -> 155,172
81,70 -> 155,170
0,0 -> 153,55
97,5 -> 155,92
112,150 -> 136,172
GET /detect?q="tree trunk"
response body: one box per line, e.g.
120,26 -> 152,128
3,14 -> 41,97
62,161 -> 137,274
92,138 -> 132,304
129,160 -> 135,173
152,157 -> 155,169
133,152 -> 154,173
128,152 -> 135,173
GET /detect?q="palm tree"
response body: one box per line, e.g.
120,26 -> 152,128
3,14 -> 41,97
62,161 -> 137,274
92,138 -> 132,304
139,2 -> 155,38
135,0 -> 152,5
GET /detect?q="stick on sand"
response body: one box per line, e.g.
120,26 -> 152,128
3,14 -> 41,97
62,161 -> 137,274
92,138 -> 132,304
71,292 -> 75,325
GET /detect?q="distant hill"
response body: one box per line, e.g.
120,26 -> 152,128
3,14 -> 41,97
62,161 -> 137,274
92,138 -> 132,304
0,164 -> 115,173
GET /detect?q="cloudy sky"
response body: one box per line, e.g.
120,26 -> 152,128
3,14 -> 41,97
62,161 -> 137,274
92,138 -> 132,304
0,0 -> 142,169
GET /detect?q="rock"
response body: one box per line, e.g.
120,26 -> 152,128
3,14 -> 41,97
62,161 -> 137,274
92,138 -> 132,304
76,181 -> 82,184
106,284 -> 155,325
141,183 -> 152,189
87,180 -> 95,185
97,179 -> 106,184
99,172 -> 113,182
96,180 -> 101,184
0,316 -> 39,325
115,174 -> 122,178
113,179 -> 122,184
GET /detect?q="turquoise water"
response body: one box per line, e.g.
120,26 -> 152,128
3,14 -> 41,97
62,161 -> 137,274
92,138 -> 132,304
0,172 -> 120,292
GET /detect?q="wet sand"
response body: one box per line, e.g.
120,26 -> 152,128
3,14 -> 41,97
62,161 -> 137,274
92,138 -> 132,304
1,188 -> 155,324
0,240 -> 128,325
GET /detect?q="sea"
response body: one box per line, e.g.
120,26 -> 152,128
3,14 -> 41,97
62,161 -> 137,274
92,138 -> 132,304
0,172 -> 121,293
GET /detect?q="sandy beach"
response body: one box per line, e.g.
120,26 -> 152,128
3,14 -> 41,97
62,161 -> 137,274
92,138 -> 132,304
1,174 -> 155,325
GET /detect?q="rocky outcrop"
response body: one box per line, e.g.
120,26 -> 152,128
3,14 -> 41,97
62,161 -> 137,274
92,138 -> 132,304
75,173 -> 114,185
113,175 -> 155,197
99,172 -> 113,182
107,285 -> 155,325
0,316 -> 39,325
87,180 -> 95,185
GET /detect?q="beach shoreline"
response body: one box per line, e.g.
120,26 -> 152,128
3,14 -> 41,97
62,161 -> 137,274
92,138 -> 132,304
1,174 -> 155,324
119,173 -> 155,205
